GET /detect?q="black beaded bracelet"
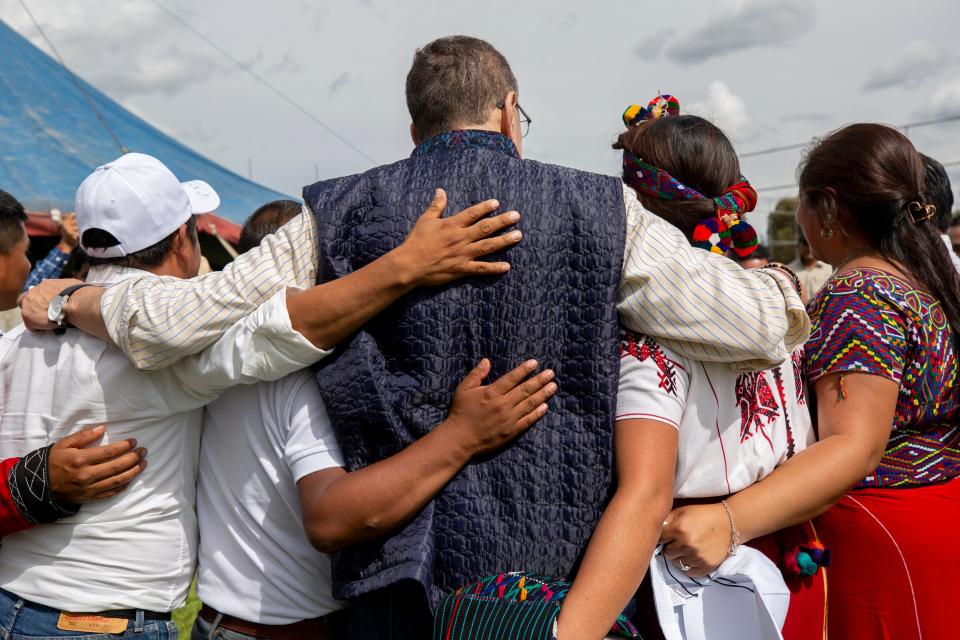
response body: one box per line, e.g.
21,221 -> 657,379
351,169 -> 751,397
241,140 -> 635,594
764,262 -> 802,295
8,445 -> 80,524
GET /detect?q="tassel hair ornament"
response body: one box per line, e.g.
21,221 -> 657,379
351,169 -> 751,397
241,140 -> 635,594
783,541 -> 832,577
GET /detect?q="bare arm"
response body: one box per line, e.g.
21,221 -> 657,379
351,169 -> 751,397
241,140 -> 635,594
557,420 -> 677,640
660,372 -> 896,575
286,191 -> 521,350
18,190 -> 521,357
297,359 -> 557,553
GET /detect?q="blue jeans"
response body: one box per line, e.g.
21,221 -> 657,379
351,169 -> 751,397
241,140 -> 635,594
191,616 -> 246,640
0,588 -> 176,640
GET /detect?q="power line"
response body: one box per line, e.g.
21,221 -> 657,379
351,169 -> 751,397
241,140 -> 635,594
901,114 -> 960,135
755,159 -> 960,196
756,183 -> 799,193
144,0 -> 377,166
742,114 -> 960,159
18,0 -> 128,155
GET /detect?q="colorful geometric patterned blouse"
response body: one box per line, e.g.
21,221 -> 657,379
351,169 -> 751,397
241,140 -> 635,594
805,268 -> 960,488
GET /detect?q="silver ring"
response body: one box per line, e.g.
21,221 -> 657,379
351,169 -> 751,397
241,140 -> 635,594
678,559 -> 691,572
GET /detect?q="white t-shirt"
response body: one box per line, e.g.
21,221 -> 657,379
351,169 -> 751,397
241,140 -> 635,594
941,234 -> 960,273
616,331 -> 814,498
786,259 -> 833,300
196,370 -> 345,624
0,266 -> 329,612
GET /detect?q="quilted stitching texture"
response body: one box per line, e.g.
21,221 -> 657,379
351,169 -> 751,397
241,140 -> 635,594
306,145 -> 626,606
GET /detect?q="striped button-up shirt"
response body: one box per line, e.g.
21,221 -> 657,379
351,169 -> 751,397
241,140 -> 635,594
100,183 -> 808,371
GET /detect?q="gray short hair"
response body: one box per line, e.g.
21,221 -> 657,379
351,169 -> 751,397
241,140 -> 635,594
405,36 -> 518,141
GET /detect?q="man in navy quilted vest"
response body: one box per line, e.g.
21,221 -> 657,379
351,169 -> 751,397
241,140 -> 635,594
300,37 -> 809,637
18,35 -> 809,639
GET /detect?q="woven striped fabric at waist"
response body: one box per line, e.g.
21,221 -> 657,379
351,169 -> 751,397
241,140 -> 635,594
858,422 -> 960,488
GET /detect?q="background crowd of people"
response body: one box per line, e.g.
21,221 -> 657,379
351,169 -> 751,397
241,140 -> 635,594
0,33 -> 957,640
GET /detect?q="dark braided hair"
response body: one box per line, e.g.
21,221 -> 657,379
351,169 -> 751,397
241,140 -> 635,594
798,123 -> 960,343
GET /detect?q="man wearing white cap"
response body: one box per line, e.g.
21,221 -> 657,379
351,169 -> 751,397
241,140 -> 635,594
0,153 -> 523,639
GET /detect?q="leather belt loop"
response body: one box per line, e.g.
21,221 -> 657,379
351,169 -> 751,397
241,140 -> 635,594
207,613 -> 223,640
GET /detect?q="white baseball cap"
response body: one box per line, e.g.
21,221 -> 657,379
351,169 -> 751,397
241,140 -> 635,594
75,153 -> 221,258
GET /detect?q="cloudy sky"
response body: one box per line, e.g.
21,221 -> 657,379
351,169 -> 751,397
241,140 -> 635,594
3,0 -> 960,222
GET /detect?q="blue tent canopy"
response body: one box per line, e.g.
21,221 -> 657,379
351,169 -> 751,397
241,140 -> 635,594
0,19 -> 291,222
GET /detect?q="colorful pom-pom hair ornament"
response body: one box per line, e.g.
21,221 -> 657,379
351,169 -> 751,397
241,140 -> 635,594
621,94 -> 760,257
692,214 -> 760,256
693,180 -> 761,256
692,216 -> 733,255
622,94 -> 680,127
727,218 -> 759,257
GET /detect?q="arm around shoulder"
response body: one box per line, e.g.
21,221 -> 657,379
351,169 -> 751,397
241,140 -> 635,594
297,359 -> 556,553
100,211 -> 320,370
617,184 -> 809,369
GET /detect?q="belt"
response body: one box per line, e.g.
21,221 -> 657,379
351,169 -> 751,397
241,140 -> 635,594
199,604 -> 340,640
79,609 -> 171,622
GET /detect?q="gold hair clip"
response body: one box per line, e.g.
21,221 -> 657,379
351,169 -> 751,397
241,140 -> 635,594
907,201 -> 936,224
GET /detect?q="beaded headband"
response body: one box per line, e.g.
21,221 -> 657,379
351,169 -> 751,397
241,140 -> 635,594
620,94 -> 759,256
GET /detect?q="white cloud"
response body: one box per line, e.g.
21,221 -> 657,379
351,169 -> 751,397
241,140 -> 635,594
645,0 -> 816,65
862,40 -> 950,91
0,0 -> 306,98
94,47 -> 230,97
924,79 -> 960,118
636,29 -> 674,57
687,81 -> 750,141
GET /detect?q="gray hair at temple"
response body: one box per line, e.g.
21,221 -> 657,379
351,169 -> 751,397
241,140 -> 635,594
405,36 -> 518,141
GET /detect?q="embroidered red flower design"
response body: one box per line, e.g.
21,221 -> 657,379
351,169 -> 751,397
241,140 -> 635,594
619,332 -> 678,396
735,371 -> 779,447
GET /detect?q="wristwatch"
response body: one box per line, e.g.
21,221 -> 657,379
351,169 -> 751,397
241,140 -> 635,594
47,284 -> 93,330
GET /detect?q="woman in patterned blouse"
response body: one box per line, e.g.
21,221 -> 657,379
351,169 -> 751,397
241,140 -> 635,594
662,123 -> 960,640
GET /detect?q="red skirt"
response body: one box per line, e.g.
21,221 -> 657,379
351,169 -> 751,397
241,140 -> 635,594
749,521 -> 828,640
814,478 -> 960,640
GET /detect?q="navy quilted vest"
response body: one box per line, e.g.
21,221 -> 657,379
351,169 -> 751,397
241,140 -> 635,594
304,131 -> 626,606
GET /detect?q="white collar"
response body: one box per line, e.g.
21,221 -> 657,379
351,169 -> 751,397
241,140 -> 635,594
86,264 -> 163,287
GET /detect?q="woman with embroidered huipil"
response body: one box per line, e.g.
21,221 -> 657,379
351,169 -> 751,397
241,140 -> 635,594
661,123 -> 960,640
553,97 -> 824,640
